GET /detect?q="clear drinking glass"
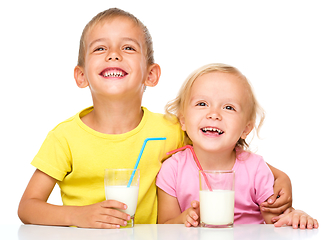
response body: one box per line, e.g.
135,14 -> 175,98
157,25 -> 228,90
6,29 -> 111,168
104,169 -> 140,228
199,170 -> 235,228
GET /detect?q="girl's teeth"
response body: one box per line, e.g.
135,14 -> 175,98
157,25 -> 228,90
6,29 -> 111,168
202,127 -> 224,134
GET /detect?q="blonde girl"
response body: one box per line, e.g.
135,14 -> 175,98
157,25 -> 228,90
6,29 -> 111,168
156,63 -> 318,229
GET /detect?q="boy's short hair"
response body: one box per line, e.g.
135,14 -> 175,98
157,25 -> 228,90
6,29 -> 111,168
165,63 -> 265,151
77,8 -> 154,68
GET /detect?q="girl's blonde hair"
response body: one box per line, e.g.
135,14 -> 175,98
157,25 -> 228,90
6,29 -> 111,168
165,63 -> 265,151
77,8 -> 154,68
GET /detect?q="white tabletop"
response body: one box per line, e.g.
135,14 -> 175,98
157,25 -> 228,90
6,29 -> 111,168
1,224 -> 323,240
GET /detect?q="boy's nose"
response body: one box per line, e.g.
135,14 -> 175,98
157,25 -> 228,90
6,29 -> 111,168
108,57 -> 119,60
106,51 -> 122,61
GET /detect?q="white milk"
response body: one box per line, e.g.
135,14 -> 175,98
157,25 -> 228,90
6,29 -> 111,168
105,186 -> 139,216
200,189 -> 235,225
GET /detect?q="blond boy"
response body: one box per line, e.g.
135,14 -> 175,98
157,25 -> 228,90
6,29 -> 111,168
18,8 -> 184,228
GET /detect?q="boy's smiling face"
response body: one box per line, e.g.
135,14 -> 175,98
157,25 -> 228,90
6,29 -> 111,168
76,16 -> 150,100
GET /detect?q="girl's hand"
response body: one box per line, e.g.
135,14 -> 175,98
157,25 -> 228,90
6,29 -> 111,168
273,209 -> 318,229
184,201 -> 200,227
72,200 -> 131,229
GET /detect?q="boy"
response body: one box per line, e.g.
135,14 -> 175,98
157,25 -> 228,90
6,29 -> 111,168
18,8 -> 291,229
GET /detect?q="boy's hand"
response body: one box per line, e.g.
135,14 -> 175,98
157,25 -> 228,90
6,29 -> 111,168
183,201 -> 200,227
261,182 -> 292,214
273,209 -> 319,229
72,200 -> 131,229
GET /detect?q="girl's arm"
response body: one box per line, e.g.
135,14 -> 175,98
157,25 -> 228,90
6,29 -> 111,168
157,188 -> 199,227
264,163 -> 292,213
18,169 -> 129,228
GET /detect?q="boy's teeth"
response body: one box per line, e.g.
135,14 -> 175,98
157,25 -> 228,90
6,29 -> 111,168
104,71 -> 124,77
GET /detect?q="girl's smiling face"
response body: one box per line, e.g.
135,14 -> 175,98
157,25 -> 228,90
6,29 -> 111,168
179,71 -> 255,154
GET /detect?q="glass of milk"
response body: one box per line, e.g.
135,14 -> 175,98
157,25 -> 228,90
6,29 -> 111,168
104,169 -> 140,228
199,170 -> 235,228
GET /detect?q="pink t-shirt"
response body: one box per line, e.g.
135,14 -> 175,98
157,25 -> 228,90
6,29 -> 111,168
156,148 -> 274,224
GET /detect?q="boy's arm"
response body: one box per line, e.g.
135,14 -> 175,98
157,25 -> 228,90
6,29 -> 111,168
157,188 -> 199,227
261,201 -> 318,229
273,208 -> 319,229
18,169 -> 129,228
263,163 -> 292,214
261,198 -> 280,224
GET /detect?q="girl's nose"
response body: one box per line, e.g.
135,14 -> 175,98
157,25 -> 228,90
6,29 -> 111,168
206,111 -> 222,120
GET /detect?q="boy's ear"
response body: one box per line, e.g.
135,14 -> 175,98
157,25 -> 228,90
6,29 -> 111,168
145,63 -> 161,87
74,65 -> 89,88
241,120 -> 255,139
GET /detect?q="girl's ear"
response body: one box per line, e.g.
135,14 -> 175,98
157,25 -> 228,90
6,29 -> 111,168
179,115 -> 187,131
74,66 -> 89,88
145,64 -> 161,87
241,120 -> 255,139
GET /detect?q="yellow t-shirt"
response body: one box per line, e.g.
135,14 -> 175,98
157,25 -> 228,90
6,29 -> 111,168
31,106 -> 184,224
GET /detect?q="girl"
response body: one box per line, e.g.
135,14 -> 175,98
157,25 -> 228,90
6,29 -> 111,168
156,63 -> 318,229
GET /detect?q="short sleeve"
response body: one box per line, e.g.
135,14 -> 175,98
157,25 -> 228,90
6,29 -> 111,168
31,130 -> 72,181
254,159 -> 274,205
156,156 -> 178,197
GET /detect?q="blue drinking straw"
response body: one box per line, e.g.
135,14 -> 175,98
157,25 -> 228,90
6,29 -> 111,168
127,137 -> 166,187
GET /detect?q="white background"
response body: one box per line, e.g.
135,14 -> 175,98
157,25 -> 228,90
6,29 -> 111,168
1,0 -> 326,227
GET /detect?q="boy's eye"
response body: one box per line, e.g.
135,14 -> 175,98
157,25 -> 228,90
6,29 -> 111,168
224,106 -> 235,111
94,47 -> 105,52
123,46 -> 135,51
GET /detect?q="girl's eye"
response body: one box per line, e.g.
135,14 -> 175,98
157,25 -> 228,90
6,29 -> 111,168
196,102 -> 207,107
224,106 -> 235,111
124,46 -> 135,51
